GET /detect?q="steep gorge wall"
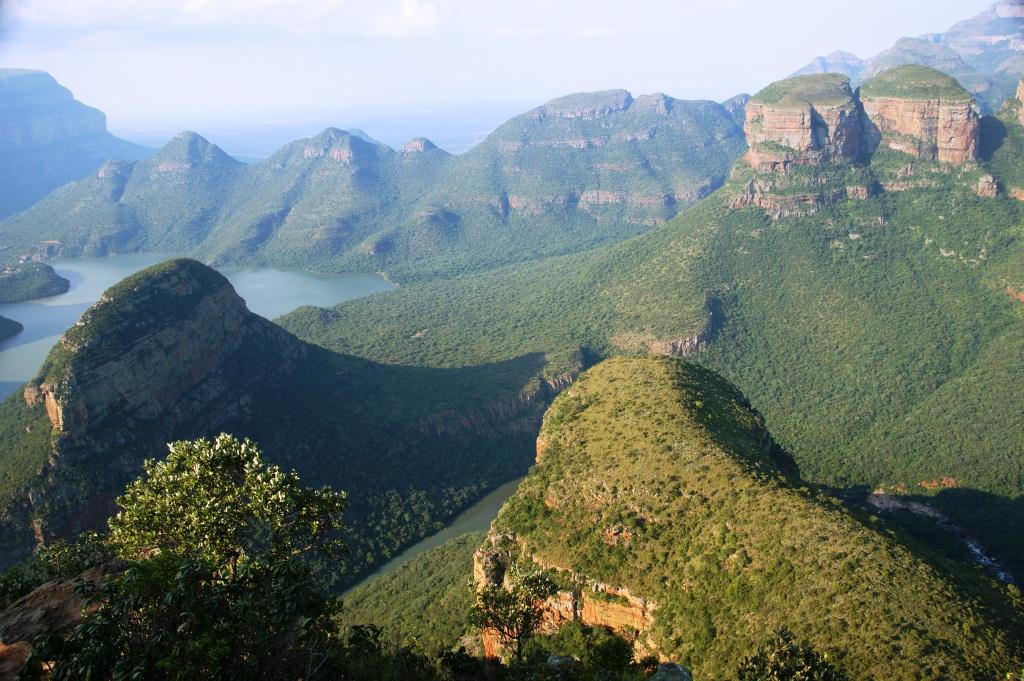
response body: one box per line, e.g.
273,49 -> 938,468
2,260 -> 306,563
860,96 -> 980,163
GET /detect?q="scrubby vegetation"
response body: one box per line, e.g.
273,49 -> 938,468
860,64 -> 973,100
0,262 -> 69,302
340,533 -> 484,654
492,357 -> 1024,678
281,108 -> 1024,576
749,73 -> 853,106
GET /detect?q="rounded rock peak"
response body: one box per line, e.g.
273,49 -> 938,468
403,137 -> 437,153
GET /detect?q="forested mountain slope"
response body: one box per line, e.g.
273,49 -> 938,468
0,259 -> 550,582
281,72 -> 1024,575
0,69 -> 151,220
0,91 -> 745,282
479,357 -> 1024,678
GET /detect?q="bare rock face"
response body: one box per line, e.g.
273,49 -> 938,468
976,174 -> 999,198
7,259 -> 306,560
859,65 -> 980,164
743,74 -> 863,172
860,96 -> 979,163
1018,79 -> 1024,125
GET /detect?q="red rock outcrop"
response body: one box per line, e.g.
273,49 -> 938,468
860,95 -> 979,164
0,567 -> 108,679
975,174 -> 999,198
473,540 -> 657,660
1018,79 -> 1024,126
743,76 -> 863,172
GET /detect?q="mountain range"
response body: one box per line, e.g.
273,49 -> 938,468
795,0 -> 1024,112
0,69 -> 151,221
0,91 -> 746,283
279,67 -> 1024,579
1,2 -> 1024,676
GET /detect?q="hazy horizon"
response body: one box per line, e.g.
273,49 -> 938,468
0,0 -> 997,153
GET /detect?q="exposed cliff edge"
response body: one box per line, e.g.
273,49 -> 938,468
476,357 -> 1024,677
0,69 -> 151,220
733,67 -> 985,218
860,65 -> 980,164
9,259 -> 306,554
743,74 -> 863,172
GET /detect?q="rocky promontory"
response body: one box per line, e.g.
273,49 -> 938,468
860,65 -> 980,164
734,67 -> 985,217
5,259 -> 306,559
743,74 -> 863,172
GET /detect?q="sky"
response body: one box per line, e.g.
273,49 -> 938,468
0,0 -> 997,149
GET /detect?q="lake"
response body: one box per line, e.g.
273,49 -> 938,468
0,253 -> 393,399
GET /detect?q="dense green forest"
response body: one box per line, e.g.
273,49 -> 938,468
0,93 -> 746,283
489,357 -> 1024,678
281,102 -> 1024,576
0,262 -> 69,302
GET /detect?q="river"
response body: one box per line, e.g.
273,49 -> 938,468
0,253 -> 393,399
345,477 -> 523,595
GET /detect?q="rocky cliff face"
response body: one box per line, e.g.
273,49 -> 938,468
0,70 -> 106,150
1019,79 -> 1024,124
859,66 -> 981,164
0,70 -> 151,220
4,259 -> 306,560
860,95 -> 979,163
735,67 -> 982,218
743,74 -> 863,172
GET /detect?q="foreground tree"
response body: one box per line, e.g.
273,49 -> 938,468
44,434 -> 348,681
471,566 -> 558,663
737,629 -> 845,681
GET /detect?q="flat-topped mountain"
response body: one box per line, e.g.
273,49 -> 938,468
859,66 -> 980,164
743,74 -> 863,172
0,89 -> 746,282
0,69 -> 151,219
795,1 -> 1024,112
477,358 -> 1024,677
744,67 -> 979,174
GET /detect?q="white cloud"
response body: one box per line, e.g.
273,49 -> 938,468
367,0 -> 440,38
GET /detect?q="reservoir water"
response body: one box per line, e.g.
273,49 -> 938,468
0,253 -> 393,399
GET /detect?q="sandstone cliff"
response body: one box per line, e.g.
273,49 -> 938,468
859,65 -> 980,164
743,74 -> 863,172
1019,79 -> 1024,125
735,66 -> 984,218
3,259 -> 306,561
